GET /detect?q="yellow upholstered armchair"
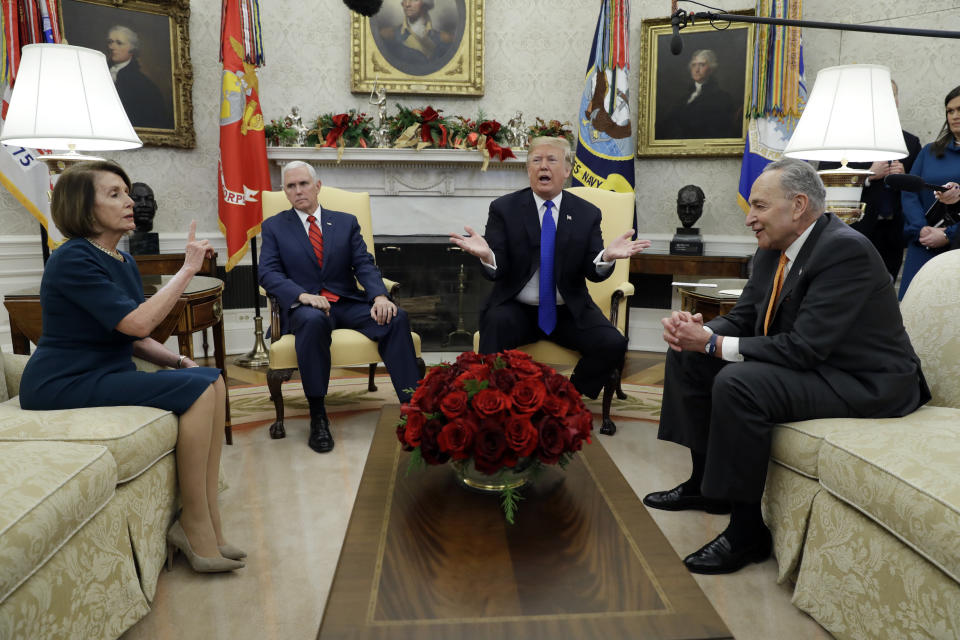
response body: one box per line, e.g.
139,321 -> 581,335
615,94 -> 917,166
473,186 -> 636,435
259,186 -> 424,439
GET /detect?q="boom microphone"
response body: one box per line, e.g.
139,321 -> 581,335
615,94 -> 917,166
342,0 -> 383,17
670,12 -> 684,55
884,174 -> 949,192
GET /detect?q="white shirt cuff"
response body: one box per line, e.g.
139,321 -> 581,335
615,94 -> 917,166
702,326 -> 743,362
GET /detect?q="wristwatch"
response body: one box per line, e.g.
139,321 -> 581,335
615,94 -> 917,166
705,333 -> 719,357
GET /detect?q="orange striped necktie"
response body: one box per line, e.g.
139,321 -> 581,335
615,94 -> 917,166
763,252 -> 788,336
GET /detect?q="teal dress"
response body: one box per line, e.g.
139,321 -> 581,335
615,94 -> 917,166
19,239 -> 220,415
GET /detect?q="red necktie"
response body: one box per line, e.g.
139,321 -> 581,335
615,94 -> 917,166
763,252 -> 788,336
306,214 -> 339,302
307,215 -> 323,266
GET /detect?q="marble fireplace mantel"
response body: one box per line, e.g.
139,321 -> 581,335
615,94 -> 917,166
266,147 -> 533,236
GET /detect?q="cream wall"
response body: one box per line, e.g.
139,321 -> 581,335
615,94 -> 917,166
0,0 -> 957,241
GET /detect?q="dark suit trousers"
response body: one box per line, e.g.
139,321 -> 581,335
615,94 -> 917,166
658,349 -> 857,502
288,300 -> 421,402
478,300 -> 626,399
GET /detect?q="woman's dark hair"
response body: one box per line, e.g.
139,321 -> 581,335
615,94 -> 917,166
51,161 -> 131,239
931,85 -> 960,159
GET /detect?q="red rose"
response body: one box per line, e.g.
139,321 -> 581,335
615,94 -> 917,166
440,390 -> 469,419
466,131 -> 479,145
472,422 -> 508,474
544,372 -> 569,396
511,378 -> 546,414
455,351 -> 484,368
420,435 -> 450,465
421,106 -> 441,122
472,387 -> 512,417
542,393 -> 569,418
402,410 -> 426,448
501,349 -> 532,364
466,363 -> 491,380
511,358 -> 542,380
504,414 -> 538,457
396,423 -> 414,452
489,367 -> 517,392
536,415 -> 567,464
437,416 -> 476,460
562,414 -> 587,452
478,120 -> 501,136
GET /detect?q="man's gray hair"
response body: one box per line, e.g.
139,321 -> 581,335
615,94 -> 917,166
528,136 -> 573,167
108,25 -> 139,54
281,160 -> 318,183
763,158 -> 826,214
691,49 -> 718,70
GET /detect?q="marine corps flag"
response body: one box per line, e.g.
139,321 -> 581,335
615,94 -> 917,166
571,0 -> 634,194
218,0 -> 269,271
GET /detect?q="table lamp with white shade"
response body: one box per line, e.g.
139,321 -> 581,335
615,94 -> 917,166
0,43 -> 142,170
784,64 -> 907,224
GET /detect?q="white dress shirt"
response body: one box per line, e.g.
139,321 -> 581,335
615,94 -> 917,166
295,207 -> 324,235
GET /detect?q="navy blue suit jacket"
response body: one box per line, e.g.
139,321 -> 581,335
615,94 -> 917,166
259,207 -> 387,333
481,187 -> 612,330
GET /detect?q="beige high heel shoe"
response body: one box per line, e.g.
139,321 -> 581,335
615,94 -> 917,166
218,543 -> 247,560
166,521 -> 245,573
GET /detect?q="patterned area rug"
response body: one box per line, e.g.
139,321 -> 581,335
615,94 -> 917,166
230,376 -> 663,426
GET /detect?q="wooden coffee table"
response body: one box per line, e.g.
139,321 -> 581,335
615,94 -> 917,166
318,408 -> 731,640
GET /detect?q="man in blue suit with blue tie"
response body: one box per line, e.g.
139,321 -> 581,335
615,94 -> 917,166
450,137 -> 650,404
259,161 -> 421,453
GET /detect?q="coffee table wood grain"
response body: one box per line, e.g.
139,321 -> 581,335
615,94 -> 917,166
318,408 -> 732,640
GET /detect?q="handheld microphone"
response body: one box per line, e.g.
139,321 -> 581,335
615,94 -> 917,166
670,11 -> 684,55
884,174 -> 949,193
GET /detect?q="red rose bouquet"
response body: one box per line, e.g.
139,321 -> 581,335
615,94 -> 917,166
396,350 -> 593,522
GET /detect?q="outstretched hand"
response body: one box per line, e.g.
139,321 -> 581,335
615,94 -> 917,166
183,221 -> 214,275
602,230 -> 652,261
449,226 -> 494,264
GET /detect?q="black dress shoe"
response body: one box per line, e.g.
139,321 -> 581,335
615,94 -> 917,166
308,416 -> 334,453
683,531 -> 772,575
642,484 -> 732,514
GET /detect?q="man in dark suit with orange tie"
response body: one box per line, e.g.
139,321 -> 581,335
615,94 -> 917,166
449,136 -> 651,403
645,158 -> 929,574
259,161 -> 421,454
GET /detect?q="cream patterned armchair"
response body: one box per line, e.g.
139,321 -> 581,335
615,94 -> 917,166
473,186 -> 636,436
260,186 -> 424,439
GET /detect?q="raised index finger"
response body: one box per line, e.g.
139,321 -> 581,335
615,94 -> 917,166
187,220 -> 196,243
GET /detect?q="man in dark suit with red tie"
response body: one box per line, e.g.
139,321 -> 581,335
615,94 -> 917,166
449,137 -> 650,401
645,158 -> 929,574
259,161 -> 421,453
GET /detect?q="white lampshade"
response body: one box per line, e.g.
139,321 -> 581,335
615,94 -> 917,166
784,64 -> 906,163
0,43 -> 141,151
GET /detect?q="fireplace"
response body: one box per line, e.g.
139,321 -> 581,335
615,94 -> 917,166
375,235 -> 492,351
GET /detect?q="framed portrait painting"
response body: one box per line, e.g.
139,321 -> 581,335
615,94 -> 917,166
351,0 -> 484,96
59,0 -> 195,148
637,12 -> 754,158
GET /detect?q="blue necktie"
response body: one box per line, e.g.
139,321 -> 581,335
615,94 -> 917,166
539,200 -> 557,334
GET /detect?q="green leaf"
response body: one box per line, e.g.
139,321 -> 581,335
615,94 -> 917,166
492,355 -> 507,370
405,447 -> 425,477
557,452 -> 573,470
463,378 -> 489,401
500,486 -> 524,525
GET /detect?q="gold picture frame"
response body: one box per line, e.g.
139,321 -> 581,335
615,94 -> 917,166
351,0 -> 483,96
60,0 -> 195,148
637,12 -> 754,158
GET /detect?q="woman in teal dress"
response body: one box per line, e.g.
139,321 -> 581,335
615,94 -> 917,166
20,161 -> 244,574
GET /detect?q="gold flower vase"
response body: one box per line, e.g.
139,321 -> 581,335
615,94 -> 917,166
451,458 -> 534,493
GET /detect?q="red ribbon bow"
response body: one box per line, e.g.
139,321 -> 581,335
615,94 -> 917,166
324,113 -> 351,147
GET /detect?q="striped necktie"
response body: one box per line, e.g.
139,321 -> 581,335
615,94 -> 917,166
306,214 -> 339,302
763,252 -> 788,336
306,215 -> 323,266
